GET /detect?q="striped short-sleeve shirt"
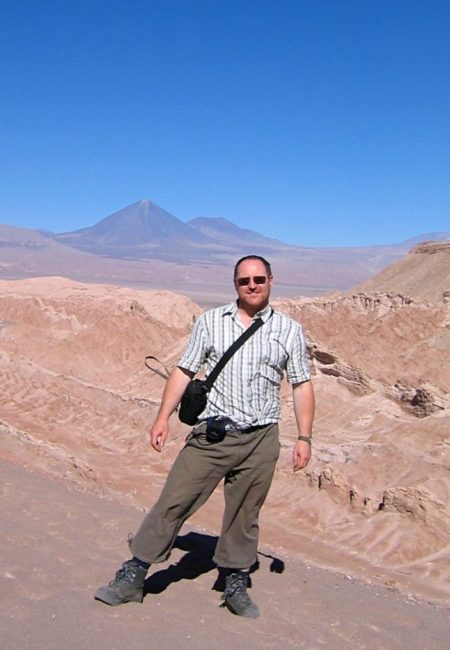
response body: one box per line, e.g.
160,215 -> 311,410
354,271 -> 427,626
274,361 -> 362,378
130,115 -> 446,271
178,301 -> 310,428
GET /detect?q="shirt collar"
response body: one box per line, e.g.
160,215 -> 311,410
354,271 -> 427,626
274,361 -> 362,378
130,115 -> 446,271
223,300 -> 273,322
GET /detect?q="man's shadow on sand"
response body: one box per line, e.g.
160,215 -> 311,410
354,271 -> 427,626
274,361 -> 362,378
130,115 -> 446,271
143,532 -> 285,596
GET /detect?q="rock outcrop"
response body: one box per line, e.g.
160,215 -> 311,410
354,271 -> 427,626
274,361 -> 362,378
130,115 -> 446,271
275,291 -> 450,393
354,240 -> 450,303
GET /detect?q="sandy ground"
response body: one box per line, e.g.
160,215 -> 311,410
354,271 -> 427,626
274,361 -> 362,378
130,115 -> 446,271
1,457 -> 449,650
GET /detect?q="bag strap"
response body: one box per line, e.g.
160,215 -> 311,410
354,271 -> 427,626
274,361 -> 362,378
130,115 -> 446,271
204,308 -> 273,390
144,355 -> 171,380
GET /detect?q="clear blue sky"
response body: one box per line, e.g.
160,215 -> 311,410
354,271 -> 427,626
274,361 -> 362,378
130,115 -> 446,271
1,0 -> 449,246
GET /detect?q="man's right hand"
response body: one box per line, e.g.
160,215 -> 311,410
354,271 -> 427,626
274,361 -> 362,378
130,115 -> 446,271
148,366 -> 194,453
150,417 -> 169,453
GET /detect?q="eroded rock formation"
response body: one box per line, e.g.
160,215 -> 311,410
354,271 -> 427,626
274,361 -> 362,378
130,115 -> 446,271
0,277 -> 449,602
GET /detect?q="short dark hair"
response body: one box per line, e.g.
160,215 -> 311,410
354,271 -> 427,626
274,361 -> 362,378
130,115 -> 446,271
234,255 -> 272,280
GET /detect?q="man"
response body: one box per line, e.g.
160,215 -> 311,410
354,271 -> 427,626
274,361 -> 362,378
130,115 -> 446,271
95,255 -> 315,618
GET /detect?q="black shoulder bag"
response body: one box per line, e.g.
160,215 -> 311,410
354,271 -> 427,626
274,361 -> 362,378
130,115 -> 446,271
178,312 -> 271,425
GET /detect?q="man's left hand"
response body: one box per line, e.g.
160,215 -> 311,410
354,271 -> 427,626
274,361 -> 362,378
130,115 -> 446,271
292,440 -> 311,471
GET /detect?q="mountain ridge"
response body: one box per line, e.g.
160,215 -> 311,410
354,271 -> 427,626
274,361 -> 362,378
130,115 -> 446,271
52,198 -> 450,251
0,199 -> 449,297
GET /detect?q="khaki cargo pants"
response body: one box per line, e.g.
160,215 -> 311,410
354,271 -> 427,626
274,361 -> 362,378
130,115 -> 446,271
129,422 -> 280,569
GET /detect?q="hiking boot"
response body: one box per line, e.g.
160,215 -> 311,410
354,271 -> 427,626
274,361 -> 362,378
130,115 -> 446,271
222,571 -> 260,619
94,560 -> 147,606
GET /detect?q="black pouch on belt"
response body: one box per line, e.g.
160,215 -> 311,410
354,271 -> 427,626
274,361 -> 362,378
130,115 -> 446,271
205,417 -> 232,443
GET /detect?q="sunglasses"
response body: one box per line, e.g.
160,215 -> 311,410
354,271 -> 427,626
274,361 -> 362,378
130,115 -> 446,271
236,276 -> 268,287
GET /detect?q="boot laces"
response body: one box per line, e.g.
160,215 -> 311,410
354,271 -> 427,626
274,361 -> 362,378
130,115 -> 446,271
111,560 -> 140,586
223,572 -> 252,605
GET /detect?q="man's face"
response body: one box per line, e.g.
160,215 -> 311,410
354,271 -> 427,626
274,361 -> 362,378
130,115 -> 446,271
234,258 -> 272,312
